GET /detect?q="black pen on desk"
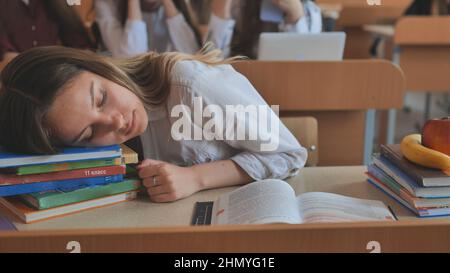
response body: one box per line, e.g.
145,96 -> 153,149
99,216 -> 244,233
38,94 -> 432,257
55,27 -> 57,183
388,206 -> 398,221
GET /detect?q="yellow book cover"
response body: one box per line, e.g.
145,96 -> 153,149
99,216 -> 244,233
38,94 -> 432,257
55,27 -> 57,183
120,144 -> 139,164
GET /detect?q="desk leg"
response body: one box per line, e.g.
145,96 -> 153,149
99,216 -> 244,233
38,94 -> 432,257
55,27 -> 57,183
386,109 -> 397,145
386,46 -> 401,145
424,92 -> 432,123
364,109 -> 376,165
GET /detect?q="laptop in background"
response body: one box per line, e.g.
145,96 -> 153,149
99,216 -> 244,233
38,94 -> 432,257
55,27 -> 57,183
257,32 -> 347,61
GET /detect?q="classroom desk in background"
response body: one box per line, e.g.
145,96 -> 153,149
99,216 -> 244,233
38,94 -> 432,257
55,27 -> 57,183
1,166 -> 450,253
366,17 -> 450,145
316,0 -> 411,58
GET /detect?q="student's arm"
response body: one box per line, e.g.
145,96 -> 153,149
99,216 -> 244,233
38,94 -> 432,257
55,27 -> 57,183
211,0 -> 233,19
279,0 -> 322,33
162,0 -> 200,54
208,0 -> 236,57
128,0 -> 143,21
138,63 -> 307,203
274,0 -> 304,24
94,0 -> 148,57
161,0 -> 179,18
138,159 -> 252,203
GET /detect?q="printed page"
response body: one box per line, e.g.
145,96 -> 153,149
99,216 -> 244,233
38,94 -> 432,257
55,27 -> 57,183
297,192 -> 395,224
212,179 -> 300,225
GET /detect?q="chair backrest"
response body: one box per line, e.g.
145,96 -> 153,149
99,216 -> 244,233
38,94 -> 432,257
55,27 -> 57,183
394,17 -> 450,91
281,117 -> 319,167
233,60 -> 405,166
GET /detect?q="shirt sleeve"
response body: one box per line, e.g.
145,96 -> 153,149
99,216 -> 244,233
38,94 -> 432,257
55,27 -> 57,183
187,63 -> 308,180
279,1 -> 322,33
94,0 -> 148,58
207,14 -> 236,57
165,13 -> 199,54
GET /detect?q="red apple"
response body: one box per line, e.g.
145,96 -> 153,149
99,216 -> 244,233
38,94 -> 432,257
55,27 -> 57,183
422,117 -> 450,156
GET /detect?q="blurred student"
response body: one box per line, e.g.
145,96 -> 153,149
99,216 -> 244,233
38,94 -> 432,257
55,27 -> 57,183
0,0 -> 95,69
230,0 -> 322,59
94,0 -> 235,58
405,0 -> 450,15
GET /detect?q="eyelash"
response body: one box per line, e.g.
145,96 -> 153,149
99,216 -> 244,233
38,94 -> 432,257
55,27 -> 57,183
85,89 -> 108,142
98,88 -> 108,108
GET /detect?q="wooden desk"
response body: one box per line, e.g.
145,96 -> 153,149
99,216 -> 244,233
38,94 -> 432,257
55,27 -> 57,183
395,17 -> 450,92
317,0 -> 411,58
1,166 -> 450,252
371,17 -> 450,144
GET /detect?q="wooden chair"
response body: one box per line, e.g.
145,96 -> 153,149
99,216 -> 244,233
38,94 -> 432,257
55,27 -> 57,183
281,117 -> 319,167
233,60 -> 405,166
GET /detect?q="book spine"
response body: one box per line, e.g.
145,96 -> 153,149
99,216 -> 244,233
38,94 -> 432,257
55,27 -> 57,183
0,165 -> 126,185
380,146 -> 425,187
25,179 -> 141,210
0,145 -> 122,168
0,174 -> 124,197
372,157 -> 417,196
17,158 -> 122,176
367,165 -> 418,208
366,178 -> 423,216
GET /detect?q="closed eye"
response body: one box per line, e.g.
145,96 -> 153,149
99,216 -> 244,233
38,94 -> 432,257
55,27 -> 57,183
79,89 -> 108,144
98,88 -> 108,108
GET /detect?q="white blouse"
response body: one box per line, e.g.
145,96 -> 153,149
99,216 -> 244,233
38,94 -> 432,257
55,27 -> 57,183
139,60 -> 307,180
94,0 -> 235,57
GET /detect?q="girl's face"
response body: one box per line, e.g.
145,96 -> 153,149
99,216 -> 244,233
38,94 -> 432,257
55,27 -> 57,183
45,71 -> 148,147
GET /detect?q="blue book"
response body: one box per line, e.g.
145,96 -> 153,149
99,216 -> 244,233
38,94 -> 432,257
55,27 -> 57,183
0,145 -> 121,168
367,178 -> 450,218
0,174 -> 123,197
373,155 -> 450,198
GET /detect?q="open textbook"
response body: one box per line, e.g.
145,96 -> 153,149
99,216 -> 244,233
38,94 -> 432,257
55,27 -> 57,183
211,179 -> 396,225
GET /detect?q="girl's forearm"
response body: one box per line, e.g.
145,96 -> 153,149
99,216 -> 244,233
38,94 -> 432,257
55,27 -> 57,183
211,0 -> 233,19
128,0 -> 143,21
192,160 -> 253,191
162,0 -> 179,18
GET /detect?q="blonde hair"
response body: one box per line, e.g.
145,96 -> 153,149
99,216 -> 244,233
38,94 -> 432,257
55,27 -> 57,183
115,43 -> 243,108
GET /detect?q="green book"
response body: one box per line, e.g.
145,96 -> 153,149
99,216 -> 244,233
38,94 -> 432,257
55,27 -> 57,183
20,178 -> 141,210
16,158 -> 122,176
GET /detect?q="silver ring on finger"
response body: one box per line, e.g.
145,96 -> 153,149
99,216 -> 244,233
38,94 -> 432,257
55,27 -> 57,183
152,176 -> 157,186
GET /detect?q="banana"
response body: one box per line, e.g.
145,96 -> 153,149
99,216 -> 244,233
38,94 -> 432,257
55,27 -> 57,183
400,134 -> 450,170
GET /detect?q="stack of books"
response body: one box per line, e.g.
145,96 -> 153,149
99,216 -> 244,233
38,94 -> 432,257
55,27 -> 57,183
0,144 -> 141,223
367,144 -> 450,218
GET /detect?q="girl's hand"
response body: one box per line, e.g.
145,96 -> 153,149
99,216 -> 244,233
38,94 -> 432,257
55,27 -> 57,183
272,0 -> 304,24
137,159 -> 203,202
